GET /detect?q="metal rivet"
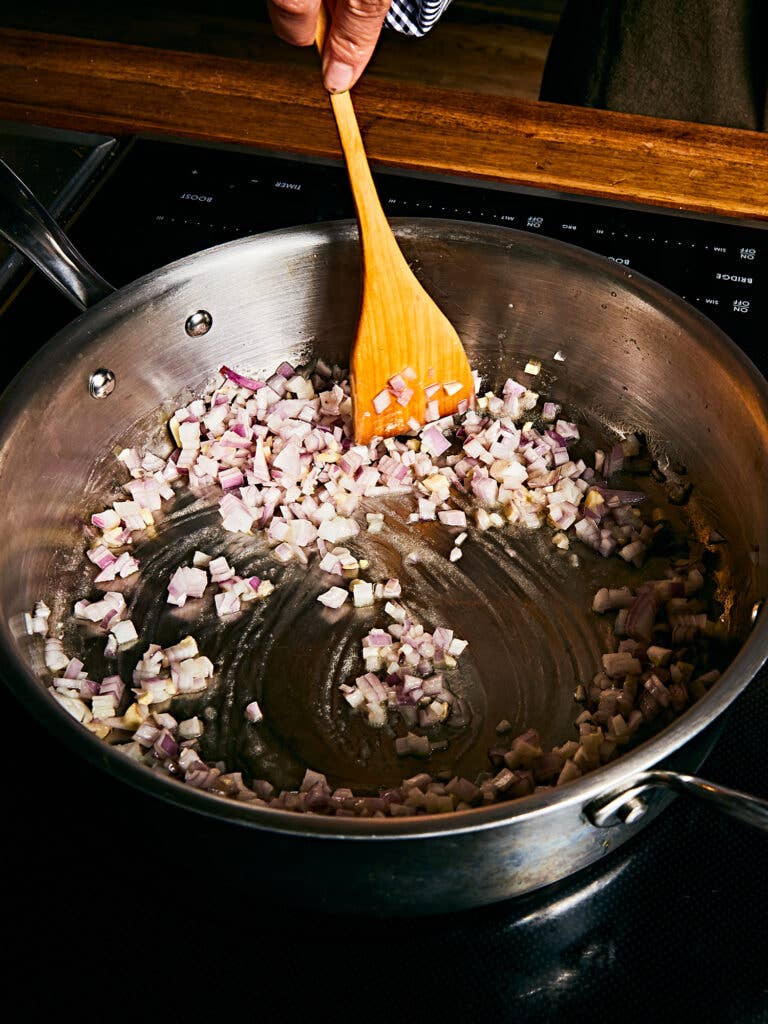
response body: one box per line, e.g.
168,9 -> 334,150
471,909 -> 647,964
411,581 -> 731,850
752,600 -> 764,626
185,310 -> 213,337
89,368 -> 116,399
617,796 -> 647,825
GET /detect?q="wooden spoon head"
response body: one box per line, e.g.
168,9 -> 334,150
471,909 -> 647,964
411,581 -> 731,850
351,260 -> 475,444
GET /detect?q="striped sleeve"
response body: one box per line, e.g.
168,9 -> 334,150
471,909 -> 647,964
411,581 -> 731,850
385,0 -> 454,37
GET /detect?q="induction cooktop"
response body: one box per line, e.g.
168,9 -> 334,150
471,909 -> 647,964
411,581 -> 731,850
0,127 -> 765,1024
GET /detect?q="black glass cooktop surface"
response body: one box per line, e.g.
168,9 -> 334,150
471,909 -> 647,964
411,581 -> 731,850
1,134 -> 766,1023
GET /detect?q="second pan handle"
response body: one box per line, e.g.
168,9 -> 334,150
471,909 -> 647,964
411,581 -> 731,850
586,770 -> 768,830
0,157 -> 113,311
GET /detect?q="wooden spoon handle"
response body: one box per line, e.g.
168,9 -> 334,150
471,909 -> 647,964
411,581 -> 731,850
314,6 -> 393,252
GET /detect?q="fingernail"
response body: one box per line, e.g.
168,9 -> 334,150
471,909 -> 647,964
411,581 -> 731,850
324,60 -> 354,94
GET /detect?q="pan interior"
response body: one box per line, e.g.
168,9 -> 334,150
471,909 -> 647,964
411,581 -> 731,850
0,221 -> 764,799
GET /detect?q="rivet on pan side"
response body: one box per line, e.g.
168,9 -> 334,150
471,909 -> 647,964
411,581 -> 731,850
752,600 -> 764,626
616,796 -> 647,824
185,310 -> 213,337
88,368 -> 116,399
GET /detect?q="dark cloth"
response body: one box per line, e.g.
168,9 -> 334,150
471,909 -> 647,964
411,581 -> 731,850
540,0 -> 767,131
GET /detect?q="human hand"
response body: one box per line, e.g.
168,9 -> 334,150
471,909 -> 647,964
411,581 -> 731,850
267,0 -> 390,93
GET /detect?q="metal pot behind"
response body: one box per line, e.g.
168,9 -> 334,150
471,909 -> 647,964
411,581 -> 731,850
0,212 -> 766,913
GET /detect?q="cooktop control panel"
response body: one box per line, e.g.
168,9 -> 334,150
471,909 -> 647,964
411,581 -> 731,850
92,138 -> 765,362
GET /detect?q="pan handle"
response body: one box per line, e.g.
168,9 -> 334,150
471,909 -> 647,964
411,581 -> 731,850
0,158 -> 113,310
586,770 -> 768,830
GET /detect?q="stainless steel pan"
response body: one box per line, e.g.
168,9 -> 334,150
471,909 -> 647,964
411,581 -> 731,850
0,159 -> 766,914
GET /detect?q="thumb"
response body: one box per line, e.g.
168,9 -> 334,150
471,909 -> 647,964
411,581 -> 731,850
322,0 -> 390,93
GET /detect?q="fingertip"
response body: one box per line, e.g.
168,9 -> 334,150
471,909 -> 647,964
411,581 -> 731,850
267,0 -> 322,48
323,59 -> 355,93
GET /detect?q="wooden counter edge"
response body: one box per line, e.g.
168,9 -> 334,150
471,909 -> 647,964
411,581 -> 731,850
0,28 -> 765,220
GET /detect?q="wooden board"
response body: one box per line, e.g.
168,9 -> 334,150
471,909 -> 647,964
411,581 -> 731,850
0,27 -> 765,220
0,0 -> 559,102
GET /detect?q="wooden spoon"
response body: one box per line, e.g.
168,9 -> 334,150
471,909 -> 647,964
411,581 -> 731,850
315,9 -> 474,444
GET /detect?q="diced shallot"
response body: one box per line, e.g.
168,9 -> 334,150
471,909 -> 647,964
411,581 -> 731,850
317,586 -> 348,609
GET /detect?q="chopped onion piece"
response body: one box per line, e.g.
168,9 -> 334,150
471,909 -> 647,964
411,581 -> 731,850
373,389 -> 391,413
219,365 -> 265,391
179,716 -> 204,739
245,701 -> 264,723
317,586 -> 348,609
382,579 -> 401,598
215,590 -> 241,616
272,542 -> 294,563
351,581 -> 374,607
110,620 -> 138,646
385,601 -> 406,623
439,510 -> 467,528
